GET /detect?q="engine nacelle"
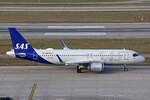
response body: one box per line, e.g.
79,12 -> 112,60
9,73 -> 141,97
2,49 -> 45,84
88,62 -> 104,72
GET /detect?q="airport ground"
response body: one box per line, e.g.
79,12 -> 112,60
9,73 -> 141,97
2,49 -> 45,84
0,0 -> 150,7
0,3 -> 150,7
0,23 -> 150,39
0,11 -> 149,23
0,0 -> 149,3
0,0 -> 149,23
0,65 -> 150,100
1,6 -> 150,11
0,25 -> 150,100
0,0 -> 150,100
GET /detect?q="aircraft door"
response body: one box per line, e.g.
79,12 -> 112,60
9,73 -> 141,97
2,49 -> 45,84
111,51 -> 119,61
88,52 -> 93,60
124,52 -> 130,60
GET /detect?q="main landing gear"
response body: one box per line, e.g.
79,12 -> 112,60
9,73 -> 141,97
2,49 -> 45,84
77,65 -> 82,73
123,64 -> 128,71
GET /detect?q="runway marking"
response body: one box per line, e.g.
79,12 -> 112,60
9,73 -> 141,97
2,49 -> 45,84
108,33 -> 150,36
48,26 -> 105,29
44,32 -> 107,36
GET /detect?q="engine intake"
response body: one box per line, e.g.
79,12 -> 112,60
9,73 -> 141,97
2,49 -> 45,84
88,62 -> 104,72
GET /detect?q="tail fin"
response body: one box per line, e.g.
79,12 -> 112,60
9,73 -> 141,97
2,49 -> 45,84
8,28 -> 53,64
8,28 -> 34,54
60,40 -> 69,50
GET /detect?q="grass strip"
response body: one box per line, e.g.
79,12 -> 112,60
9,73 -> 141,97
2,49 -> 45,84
0,11 -> 150,23
0,0 -> 127,2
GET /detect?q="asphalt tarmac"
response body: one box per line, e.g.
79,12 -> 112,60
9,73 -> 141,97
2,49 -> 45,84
0,0 -> 150,4
0,6 -> 150,11
0,23 -> 150,39
0,65 -> 150,100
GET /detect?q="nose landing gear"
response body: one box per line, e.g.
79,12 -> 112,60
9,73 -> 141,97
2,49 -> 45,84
123,64 -> 128,71
77,65 -> 82,73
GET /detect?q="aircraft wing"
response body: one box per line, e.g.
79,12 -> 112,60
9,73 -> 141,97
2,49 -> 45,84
66,60 -> 90,65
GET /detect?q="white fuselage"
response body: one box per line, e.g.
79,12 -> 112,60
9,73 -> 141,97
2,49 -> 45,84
34,49 -> 145,65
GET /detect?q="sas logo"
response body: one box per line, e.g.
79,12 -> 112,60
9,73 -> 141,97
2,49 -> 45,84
15,43 -> 29,49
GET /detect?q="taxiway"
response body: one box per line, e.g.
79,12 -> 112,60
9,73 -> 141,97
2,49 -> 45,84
0,6 -> 150,11
0,65 -> 150,100
0,23 -> 150,39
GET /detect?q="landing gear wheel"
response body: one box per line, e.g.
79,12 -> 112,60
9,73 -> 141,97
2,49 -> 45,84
77,65 -> 82,73
123,64 -> 128,71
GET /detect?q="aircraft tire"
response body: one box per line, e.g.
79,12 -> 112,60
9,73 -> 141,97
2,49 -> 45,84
77,66 -> 82,73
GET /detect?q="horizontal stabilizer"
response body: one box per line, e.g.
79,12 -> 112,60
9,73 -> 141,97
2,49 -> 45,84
15,53 -> 26,57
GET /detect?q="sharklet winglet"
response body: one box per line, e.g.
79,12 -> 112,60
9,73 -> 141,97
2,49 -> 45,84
60,40 -> 69,50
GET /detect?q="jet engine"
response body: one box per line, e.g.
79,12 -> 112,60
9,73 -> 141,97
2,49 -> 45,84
88,62 -> 104,72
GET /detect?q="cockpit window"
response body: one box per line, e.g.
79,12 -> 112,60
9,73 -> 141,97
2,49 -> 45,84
133,53 -> 139,57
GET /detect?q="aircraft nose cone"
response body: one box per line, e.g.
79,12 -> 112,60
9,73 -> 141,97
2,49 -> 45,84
139,56 -> 145,63
141,56 -> 145,62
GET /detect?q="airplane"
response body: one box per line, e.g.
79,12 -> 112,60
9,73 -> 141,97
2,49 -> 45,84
6,28 -> 145,73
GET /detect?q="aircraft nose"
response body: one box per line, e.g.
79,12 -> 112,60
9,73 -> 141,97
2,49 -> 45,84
139,56 -> 145,62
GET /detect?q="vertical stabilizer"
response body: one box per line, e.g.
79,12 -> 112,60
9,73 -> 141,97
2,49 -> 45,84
8,28 -> 52,64
8,28 -> 34,54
